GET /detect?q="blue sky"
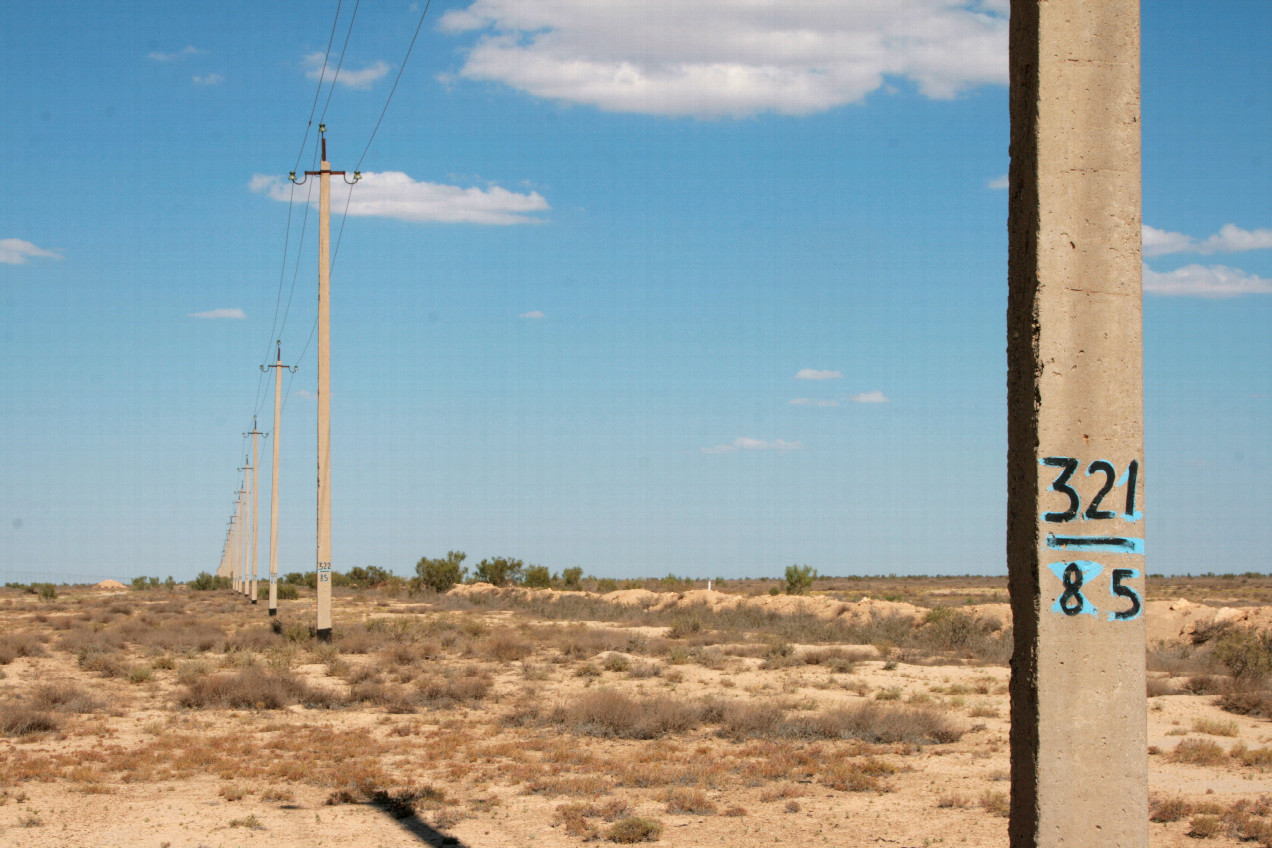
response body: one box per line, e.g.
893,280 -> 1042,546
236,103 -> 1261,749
2,1 -> 1270,584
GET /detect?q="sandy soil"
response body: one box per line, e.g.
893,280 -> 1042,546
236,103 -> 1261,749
0,583 -> 1269,848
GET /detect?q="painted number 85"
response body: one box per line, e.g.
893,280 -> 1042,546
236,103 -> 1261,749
1049,561 -> 1142,621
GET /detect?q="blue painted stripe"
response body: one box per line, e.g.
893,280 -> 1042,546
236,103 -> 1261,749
1046,534 -> 1144,554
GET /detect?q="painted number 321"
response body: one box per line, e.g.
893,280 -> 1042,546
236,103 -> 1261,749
1041,457 -> 1140,523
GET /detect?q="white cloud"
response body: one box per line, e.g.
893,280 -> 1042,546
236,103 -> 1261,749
1143,264 -> 1272,298
519,310 -> 546,319
303,52 -> 391,89
795,368 -> 842,381
295,389 -> 317,400
193,74 -> 223,85
987,174 -> 1008,190
187,308 -> 246,319
703,437 -> 804,454
439,0 -> 1008,118
1143,223 -> 1272,257
250,171 -> 549,225
148,46 -> 203,62
790,398 -> 839,407
851,390 -> 889,403
0,238 -> 62,265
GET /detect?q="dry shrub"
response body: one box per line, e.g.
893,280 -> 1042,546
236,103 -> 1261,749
416,668 -> 492,707
176,660 -> 212,685
627,661 -> 662,679
549,690 -> 705,739
1146,676 -> 1181,697
350,682 -> 416,713
783,702 -> 963,745
1218,688 -> 1272,719
664,787 -> 718,815
1192,717 -> 1239,737
1149,796 -> 1192,823
1231,745 -> 1272,769
77,647 -> 126,678
606,816 -> 663,843
1169,738 -> 1228,767
554,626 -> 633,660
981,790 -> 1010,818
224,627 -> 279,652
525,775 -> 615,797
0,707 -> 61,736
1184,675 -> 1230,696
821,756 -> 896,792
30,682 -> 101,714
179,667 -> 345,710
482,630 -> 532,662
0,632 -> 47,664
1188,815 -> 1224,839
717,701 -> 785,740
938,793 -> 971,808
758,783 -> 805,802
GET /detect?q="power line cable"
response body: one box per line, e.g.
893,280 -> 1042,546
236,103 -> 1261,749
355,0 -> 434,172
318,0 -> 363,126
293,0 -> 346,176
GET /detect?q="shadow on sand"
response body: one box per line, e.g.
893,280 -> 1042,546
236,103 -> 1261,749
368,798 -> 467,847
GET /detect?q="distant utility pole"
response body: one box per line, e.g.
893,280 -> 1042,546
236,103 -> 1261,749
262,342 -> 296,616
236,466 -> 250,601
290,124 -> 359,641
245,418 -> 268,605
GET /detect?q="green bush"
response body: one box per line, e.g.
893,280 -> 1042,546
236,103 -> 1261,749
345,566 -> 392,589
283,571 -> 317,589
596,578 -> 619,593
189,572 -> 231,591
257,583 -> 300,601
1213,629 -> 1272,682
522,565 -> 553,589
784,564 -> 817,595
561,567 -> 584,589
415,551 -> 468,593
474,556 -> 523,587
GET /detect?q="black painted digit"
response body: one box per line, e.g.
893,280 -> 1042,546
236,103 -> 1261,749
1110,569 -> 1141,621
1059,563 -> 1085,616
1042,457 -> 1080,522
1124,459 -> 1139,518
1084,460 -> 1116,520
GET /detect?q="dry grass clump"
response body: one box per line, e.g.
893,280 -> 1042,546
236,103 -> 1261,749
481,630 -> 533,662
545,690 -> 707,739
415,667 -> 492,708
1218,688 -> 1272,719
781,702 -> 963,745
350,682 -> 416,713
29,682 -> 101,714
980,790 -> 1010,818
0,706 -> 62,736
0,631 -> 47,664
1169,738 -> 1229,767
178,667 -> 345,710
663,787 -> 718,814
606,815 -> 663,843
1192,716 -> 1239,737
821,756 -> 897,792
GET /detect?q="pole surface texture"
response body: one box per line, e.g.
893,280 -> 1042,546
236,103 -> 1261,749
1007,2 -> 1146,847
315,144 -> 333,639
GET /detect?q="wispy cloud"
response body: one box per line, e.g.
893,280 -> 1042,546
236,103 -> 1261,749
0,238 -> 62,265
987,174 -> 1008,190
1143,264 -> 1272,298
703,437 -> 804,454
295,389 -> 317,401
193,74 -> 223,85
439,0 -> 1007,118
789,398 -> 839,407
1143,223 -> 1272,257
303,52 -> 391,89
187,308 -> 246,319
250,171 -> 549,225
851,390 -> 889,404
795,369 -> 842,381
519,310 -> 546,319
148,46 -> 203,62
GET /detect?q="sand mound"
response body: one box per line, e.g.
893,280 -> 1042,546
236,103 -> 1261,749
94,579 -> 127,590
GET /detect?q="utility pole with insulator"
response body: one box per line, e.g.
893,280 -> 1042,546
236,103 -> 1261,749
262,342 -> 296,616
245,418 -> 268,605
290,125 -> 359,641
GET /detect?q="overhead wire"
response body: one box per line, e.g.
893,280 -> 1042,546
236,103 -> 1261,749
318,0 -> 362,126
293,0 -> 346,176
355,0 -> 434,172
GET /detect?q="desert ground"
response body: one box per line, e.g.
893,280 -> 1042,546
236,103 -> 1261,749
1,575 -> 1271,847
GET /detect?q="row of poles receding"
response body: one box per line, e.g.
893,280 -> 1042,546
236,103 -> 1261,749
218,127 -> 355,639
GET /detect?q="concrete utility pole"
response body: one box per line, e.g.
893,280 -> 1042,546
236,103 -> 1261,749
290,125 -> 359,641
237,466 -> 251,601
245,418 -> 268,605
1007,2 -> 1146,847
262,342 -> 296,616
